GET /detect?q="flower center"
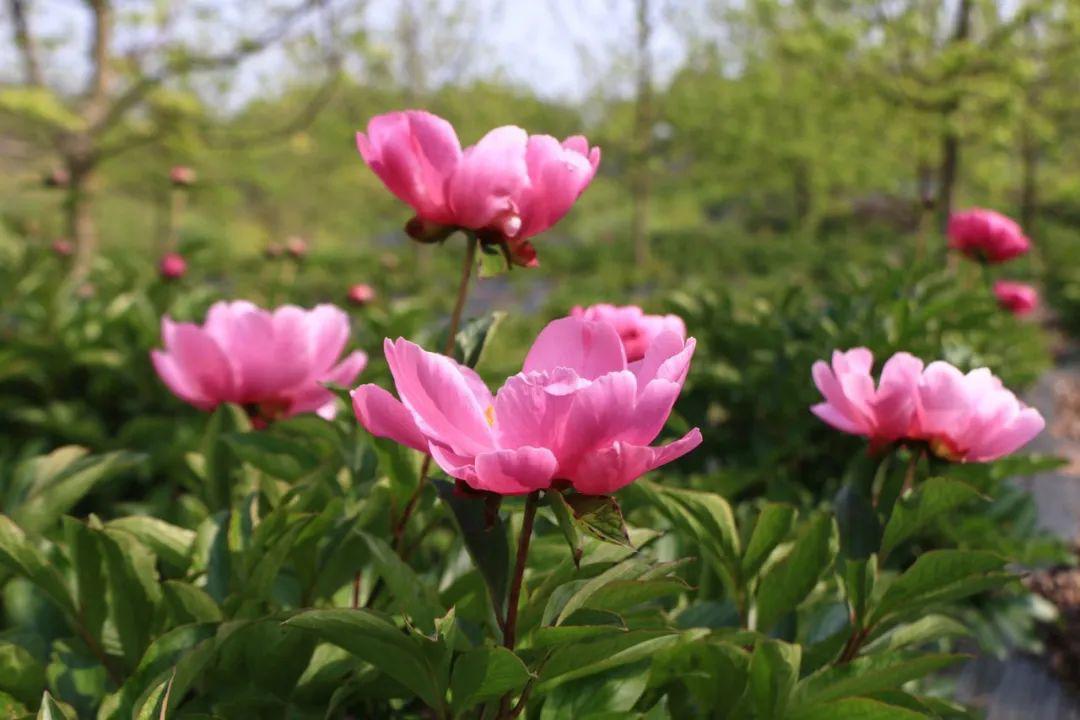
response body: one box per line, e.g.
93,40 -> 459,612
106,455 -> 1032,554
484,405 -> 496,427
928,436 -> 964,462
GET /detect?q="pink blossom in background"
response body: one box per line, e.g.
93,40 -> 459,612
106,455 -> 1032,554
170,165 -> 197,187
352,316 -> 700,495
912,362 -> 1044,462
51,238 -> 74,257
993,280 -> 1039,316
811,348 -> 1044,461
947,208 -> 1030,263
356,110 -> 600,266
152,301 -> 367,424
811,348 -> 924,450
43,168 -> 69,188
571,304 -> 686,363
159,252 -> 187,280
286,236 -> 309,259
347,283 -> 376,307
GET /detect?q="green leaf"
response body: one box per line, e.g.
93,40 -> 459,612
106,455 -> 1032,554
754,513 -> 838,632
0,515 -> 74,614
162,581 -> 223,624
36,691 -> 75,720
862,615 -> 970,654
285,609 -> 446,712
841,557 -> 874,630
583,578 -> 690,615
564,495 -> 632,548
787,697 -> 927,720
532,622 -> 627,649
539,660 -> 650,719
796,653 -> 965,705
133,674 -> 171,720
200,404 -> 251,509
537,629 -> 684,691
749,639 -> 801,720
547,490 -> 583,567
0,87 -> 86,131
454,311 -> 506,368
107,517 -> 196,571
633,480 -> 740,579
742,504 -> 798,578
869,550 -> 1007,626
225,433 -> 321,481
879,478 -> 984,559
12,449 -> 144,533
449,646 -> 531,712
0,642 -> 46,706
435,480 -> 510,615
360,532 -> 443,635
61,517 -> 108,645
833,483 -> 880,561
99,528 -> 162,669
550,561 -> 650,626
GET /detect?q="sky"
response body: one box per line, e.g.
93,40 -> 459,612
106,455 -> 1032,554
0,0 -> 697,109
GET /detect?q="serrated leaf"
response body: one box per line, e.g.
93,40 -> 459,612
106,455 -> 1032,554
880,478 -> 984,559
754,513 -> 838,632
449,646 -> 531,713
564,494 -> 632,548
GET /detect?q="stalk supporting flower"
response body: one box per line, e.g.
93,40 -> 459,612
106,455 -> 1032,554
502,490 -> 539,651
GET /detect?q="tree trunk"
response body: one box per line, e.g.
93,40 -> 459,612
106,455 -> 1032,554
935,0 -> 973,229
9,0 -> 44,86
631,0 -> 654,267
66,168 -> 98,281
1019,127 -> 1039,231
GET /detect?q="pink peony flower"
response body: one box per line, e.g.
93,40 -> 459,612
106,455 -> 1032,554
571,304 -> 686,363
347,283 -> 376,307
912,362 -> 1044,462
812,348 -> 1044,462
352,316 -> 701,495
170,165 -> 197,187
356,110 -> 600,266
159,252 -> 187,280
811,348 -> 924,450
947,208 -> 1030,263
993,280 -> 1038,316
51,238 -> 74,257
152,301 -> 367,424
44,168 -> 70,188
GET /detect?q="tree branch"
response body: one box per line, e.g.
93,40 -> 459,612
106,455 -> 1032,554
9,0 -> 44,86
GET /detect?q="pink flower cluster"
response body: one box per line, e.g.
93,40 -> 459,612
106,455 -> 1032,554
571,304 -> 686,363
159,252 -> 187,280
948,208 -> 1030,264
993,280 -> 1039,316
356,110 -> 600,267
352,315 -> 700,495
152,301 -> 367,424
812,348 -> 1044,462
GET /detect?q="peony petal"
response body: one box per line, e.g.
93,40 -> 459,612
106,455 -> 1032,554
384,338 -> 495,456
492,370 -> 578,451
448,125 -> 529,230
471,446 -> 558,495
555,370 -> 638,473
968,407 -> 1045,461
289,350 -> 369,417
159,319 -> 235,404
351,384 -> 429,452
516,134 -> 599,239
569,428 -> 703,495
523,317 -> 627,380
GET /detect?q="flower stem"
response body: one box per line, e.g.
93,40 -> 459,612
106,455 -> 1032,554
444,232 -> 478,355
503,491 -> 540,651
496,491 -> 541,719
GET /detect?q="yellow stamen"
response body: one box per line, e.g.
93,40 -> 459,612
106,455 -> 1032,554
484,405 -> 496,427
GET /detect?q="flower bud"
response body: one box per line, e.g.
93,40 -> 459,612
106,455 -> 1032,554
347,283 -> 376,307
286,236 -> 309,260
51,238 -> 74,257
43,168 -> 70,188
170,165 -> 197,187
159,252 -> 187,280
